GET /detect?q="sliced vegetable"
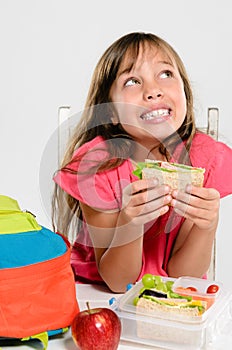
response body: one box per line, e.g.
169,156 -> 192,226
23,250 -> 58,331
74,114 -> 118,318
187,286 -> 198,292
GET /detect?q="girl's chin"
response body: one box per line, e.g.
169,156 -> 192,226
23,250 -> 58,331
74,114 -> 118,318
121,120 -> 179,142
143,122 -> 178,139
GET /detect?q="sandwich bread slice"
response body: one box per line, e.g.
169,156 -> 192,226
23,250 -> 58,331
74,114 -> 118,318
133,274 -> 207,320
136,294 -> 206,318
133,160 -> 205,191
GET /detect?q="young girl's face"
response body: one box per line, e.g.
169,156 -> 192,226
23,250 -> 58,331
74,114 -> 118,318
109,44 -> 187,148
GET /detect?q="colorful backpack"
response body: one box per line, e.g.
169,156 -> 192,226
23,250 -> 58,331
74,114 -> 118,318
0,195 -> 79,349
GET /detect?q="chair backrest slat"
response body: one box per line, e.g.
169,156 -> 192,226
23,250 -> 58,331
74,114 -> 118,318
206,107 -> 219,281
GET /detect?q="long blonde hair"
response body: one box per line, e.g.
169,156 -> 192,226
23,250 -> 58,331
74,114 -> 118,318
52,32 -> 196,239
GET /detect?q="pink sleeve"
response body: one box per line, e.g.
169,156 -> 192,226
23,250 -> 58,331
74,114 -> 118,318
53,138 -> 135,211
190,134 -> 232,198
203,141 -> 232,198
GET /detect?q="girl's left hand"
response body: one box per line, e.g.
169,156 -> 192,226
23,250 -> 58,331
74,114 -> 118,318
171,185 -> 220,231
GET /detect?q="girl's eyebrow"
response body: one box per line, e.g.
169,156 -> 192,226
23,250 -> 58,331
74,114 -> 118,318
158,60 -> 174,67
117,59 -> 175,78
117,67 -> 133,77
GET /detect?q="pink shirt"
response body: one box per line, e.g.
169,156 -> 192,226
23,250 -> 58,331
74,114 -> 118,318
54,133 -> 232,284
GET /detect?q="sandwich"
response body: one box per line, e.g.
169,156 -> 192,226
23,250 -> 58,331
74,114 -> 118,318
133,274 -> 207,320
133,160 -> 205,191
135,290 -> 206,318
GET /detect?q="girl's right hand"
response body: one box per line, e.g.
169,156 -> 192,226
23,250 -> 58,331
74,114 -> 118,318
121,178 -> 172,226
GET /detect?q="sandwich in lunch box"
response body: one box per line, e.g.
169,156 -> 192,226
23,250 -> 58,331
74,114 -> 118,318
134,275 -> 207,319
136,290 -> 206,317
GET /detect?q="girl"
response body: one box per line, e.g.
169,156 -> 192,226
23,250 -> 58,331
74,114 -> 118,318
52,32 -> 232,293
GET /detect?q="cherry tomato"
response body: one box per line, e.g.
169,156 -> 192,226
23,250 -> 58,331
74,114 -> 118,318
206,284 -> 219,294
187,286 -> 198,292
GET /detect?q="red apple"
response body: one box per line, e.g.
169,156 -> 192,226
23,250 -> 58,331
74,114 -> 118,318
71,302 -> 121,350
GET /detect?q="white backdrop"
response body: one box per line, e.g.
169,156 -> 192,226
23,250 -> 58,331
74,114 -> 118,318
0,0 -> 231,288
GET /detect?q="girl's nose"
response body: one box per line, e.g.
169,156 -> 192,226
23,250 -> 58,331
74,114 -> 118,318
144,84 -> 163,100
147,92 -> 162,100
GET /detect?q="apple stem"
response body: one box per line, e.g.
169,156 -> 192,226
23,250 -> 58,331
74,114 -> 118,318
86,301 -> 91,312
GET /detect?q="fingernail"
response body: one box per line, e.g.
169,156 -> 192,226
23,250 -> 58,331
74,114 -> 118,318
166,195 -> 172,202
172,190 -> 177,197
171,199 -> 176,207
186,185 -> 192,193
161,205 -> 169,214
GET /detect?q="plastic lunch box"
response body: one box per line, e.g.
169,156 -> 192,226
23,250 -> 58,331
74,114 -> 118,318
111,276 -> 232,349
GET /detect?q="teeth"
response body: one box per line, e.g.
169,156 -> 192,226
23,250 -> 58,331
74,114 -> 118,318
141,109 -> 170,120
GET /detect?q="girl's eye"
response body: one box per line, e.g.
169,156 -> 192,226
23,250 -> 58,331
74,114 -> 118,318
160,70 -> 173,79
124,78 -> 140,87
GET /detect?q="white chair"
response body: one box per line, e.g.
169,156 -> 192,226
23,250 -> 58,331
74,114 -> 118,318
206,107 -> 219,141
58,106 -> 219,280
58,105 -> 72,165
205,107 -> 219,281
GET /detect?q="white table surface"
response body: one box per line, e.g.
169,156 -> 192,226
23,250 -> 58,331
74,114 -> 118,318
1,283 -> 232,350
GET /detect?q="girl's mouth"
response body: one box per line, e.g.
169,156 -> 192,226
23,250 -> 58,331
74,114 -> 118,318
140,109 -> 171,123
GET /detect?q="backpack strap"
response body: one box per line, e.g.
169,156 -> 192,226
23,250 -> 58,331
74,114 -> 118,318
21,328 -> 69,349
22,332 -> 48,350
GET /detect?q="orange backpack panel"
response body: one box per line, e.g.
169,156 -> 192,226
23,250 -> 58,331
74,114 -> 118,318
0,195 -> 79,348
